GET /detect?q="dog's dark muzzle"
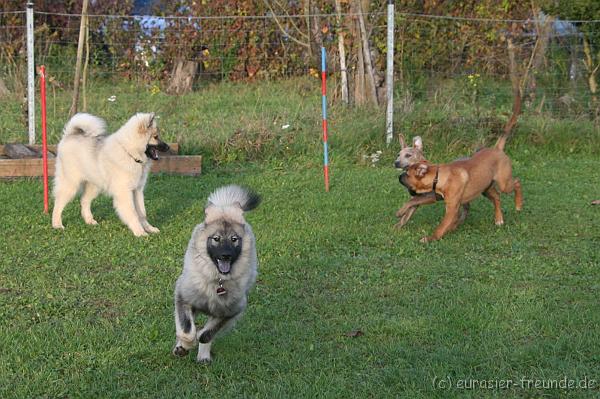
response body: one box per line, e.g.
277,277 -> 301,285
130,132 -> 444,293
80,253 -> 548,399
399,173 -> 418,196
145,141 -> 170,160
157,141 -> 170,152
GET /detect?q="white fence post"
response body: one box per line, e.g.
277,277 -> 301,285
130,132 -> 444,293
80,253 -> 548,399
385,0 -> 395,145
26,0 -> 35,145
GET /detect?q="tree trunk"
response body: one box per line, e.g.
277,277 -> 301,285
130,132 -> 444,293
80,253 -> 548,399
504,37 -> 522,136
82,15 -> 90,112
527,15 -> 553,105
303,0 -> 312,59
356,0 -> 378,106
69,0 -> 89,118
0,78 -> 10,98
583,36 -> 599,108
335,0 -> 348,104
166,60 -> 199,95
354,32 -> 366,106
310,5 -> 323,65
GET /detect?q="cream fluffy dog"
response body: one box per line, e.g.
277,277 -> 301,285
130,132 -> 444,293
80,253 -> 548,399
52,112 -> 169,236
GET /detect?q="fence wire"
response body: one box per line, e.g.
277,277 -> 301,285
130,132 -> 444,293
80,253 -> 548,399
1,9 -> 600,142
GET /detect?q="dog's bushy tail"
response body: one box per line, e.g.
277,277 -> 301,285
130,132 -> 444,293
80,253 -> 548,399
63,113 -> 107,138
207,185 -> 261,212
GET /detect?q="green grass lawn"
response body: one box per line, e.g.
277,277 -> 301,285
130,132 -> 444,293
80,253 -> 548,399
1,150 -> 599,398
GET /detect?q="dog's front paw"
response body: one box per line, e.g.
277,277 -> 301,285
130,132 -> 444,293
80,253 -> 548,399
132,229 -> 149,237
197,356 -> 212,364
197,343 -> 212,363
173,345 -> 189,357
85,218 -> 98,225
145,225 -> 160,234
420,236 -> 433,243
196,350 -> 212,363
394,220 -> 406,229
52,223 -> 65,230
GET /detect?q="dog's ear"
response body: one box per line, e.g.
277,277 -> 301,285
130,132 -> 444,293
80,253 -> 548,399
147,113 -> 156,128
205,203 -> 217,221
413,136 -> 423,151
415,163 -> 429,178
398,134 -> 406,149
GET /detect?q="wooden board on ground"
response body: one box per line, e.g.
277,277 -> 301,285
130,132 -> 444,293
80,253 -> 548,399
0,143 -> 180,157
0,155 -> 201,178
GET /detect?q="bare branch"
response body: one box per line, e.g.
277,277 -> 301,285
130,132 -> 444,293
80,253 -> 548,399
273,0 -> 309,40
262,0 -> 310,49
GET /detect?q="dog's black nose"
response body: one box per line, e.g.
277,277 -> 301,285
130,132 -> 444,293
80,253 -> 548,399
394,160 -> 401,168
219,254 -> 232,261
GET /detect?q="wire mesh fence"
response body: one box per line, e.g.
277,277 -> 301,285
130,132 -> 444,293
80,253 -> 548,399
1,7 -> 599,144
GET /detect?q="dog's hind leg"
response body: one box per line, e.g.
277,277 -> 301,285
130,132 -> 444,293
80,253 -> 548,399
495,160 -> 523,211
80,183 -> 101,225
513,179 -> 523,211
196,315 -> 239,363
173,296 -> 196,358
496,177 -> 523,211
133,189 -> 159,234
112,190 -> 147,236
483,186 -> 504,225
52,179 -> 79,229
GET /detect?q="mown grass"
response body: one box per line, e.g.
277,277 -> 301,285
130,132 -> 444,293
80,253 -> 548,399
0,148 -> 599,398
1,76 -> 599,397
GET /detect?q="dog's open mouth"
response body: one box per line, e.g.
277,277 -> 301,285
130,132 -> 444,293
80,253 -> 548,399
145,145 -> 159,160
145,142 -> 170,161
216,259 -> 231,274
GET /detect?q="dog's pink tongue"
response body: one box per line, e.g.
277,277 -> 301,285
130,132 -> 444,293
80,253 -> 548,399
217,259 -> 231,274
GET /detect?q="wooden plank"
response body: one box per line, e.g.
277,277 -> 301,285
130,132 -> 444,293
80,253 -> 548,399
0,154 -> 200,178
150,155 -> 202,176
0,158 -> 54,177
0,143 -> 180,157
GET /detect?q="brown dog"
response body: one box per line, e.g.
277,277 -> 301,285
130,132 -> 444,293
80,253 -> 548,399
399,135 -> 523,243
393,135 -> 439,227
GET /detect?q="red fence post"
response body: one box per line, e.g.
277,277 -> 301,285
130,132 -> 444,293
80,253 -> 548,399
39,65 -> 49,213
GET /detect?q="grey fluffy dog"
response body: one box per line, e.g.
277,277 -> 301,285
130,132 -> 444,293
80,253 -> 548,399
173,185 -> 260,363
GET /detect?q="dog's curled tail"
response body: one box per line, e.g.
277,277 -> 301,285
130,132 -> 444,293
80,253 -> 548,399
494,131 -> 510,152
207,184 -> 261,212
63,113 -> 107,138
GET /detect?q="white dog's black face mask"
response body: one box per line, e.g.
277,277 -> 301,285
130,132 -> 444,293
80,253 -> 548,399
144,114 -> 170,160
206,223 -> 243,274
145,140 -> 170,160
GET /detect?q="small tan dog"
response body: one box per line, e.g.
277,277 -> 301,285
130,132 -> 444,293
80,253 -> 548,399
393,135 -> 438,227
399,134 -> 523,243
394,135 -> 425,170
